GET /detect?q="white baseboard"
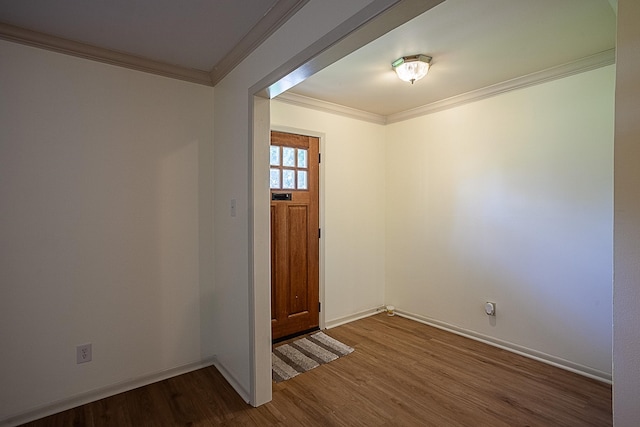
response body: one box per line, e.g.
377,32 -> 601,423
396,310 -> 612,384
212,357 -> 251,403
4,308 -> 610,426
0,356 -> 218,427
325,306 -> 386,329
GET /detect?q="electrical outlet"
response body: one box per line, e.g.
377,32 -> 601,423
485,302 -> 496,316
76,343 -> 92,364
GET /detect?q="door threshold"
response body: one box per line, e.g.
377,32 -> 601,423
272,327 -> 320,345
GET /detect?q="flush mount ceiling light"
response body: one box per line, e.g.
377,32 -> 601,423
392,54 -> 432,84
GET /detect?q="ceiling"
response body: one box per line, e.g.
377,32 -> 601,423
0,0 -> 617,117
288,0 -> 616,117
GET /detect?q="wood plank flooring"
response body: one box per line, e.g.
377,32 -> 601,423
22,314 -> 612,426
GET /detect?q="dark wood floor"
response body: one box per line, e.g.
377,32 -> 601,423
23,314 -> 612,426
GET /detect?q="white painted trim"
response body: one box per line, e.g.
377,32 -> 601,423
280,49 -> 616,125
213,357 -> 252,404
249,95 -> 273,407
210,0 -> 310,84
325,306 -> 386,329
396,310 -> 612,384
319,133 -> 327,332
275,92 -> 387,124
387,49 -> 616,123
0,357 -> 218,427
0,22 -> 213,86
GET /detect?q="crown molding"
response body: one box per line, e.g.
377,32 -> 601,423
0,0 -> 309,87
279,49 -> 615,125
275,92 -> 387,124
0,22 -> 213,86
386,48 -> 616,124
210,0 -> 310,85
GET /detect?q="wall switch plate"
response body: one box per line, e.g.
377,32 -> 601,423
230,199 -> 237,217
76,343 -> 92,364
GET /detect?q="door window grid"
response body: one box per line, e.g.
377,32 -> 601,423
270,145 -> 308,190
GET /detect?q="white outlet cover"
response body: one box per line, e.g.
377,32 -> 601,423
76,343 -> 92,364
485,302 -> 496,316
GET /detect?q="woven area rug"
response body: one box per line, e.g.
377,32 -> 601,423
272,331 -> 354,383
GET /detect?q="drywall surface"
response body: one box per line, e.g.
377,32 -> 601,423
0,40 -> 214,423
271,101 -> 387,324
613,0 -> 640,423
212,0 -> 379,404
385,65 -> 614,376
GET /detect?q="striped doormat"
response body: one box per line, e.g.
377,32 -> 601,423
272,331 -> 354,383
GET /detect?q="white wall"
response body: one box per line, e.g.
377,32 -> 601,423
271,102 -> 386,324
0,40 -> 214,424
385,66 -> 614,377
613,0 -> 640,424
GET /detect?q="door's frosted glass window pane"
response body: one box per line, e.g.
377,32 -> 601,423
270,168 -> 280,189
297,149 -> 308,168
270,146 -> 280,166
282,170 -> 295,189
297,171 -> 307,189
282,147 -> 295,167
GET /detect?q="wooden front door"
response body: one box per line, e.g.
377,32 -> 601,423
270,131 -> 320,340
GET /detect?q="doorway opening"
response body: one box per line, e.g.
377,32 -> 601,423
249,0 -> 439,406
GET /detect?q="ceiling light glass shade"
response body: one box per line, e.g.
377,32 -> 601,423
392,54 -> 432,84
